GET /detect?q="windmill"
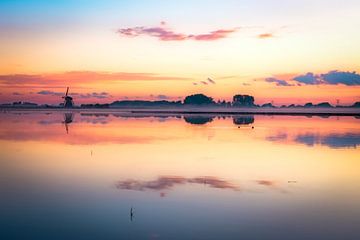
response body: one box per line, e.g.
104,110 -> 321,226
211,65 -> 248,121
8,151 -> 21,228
62,87 -> 74,108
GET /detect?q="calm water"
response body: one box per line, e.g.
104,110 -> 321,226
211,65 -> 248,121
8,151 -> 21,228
0,111 -> 359,240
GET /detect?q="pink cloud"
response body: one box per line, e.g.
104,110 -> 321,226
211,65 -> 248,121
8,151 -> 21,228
117,23 -> 238,41
190,29 -> 237,41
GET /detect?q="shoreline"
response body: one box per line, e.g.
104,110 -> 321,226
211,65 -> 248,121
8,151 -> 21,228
1,107 -> 360,117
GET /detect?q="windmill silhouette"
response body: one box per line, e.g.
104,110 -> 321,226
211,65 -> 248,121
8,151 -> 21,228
62,87 -> 74,108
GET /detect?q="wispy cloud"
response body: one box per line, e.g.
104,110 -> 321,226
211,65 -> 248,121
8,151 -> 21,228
0,71 -> 188,87
37,90 -> 63,96
37,90 -> 111,99
117,23 -> 238,41
207,77 -> 216,84
149,94 -> 169,100
193,77 -> 216,86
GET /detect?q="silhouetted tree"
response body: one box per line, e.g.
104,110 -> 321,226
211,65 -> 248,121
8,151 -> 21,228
352,102 -> 360,108
315,102 -> 333,108
261,103 -> 275,108
304,102 -> 314,108
183,94 -> 215,105
232,95 -> 255,107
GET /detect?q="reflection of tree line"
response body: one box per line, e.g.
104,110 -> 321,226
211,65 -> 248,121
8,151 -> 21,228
183,115 -> 254,125
60,113 -> 254,134
58,113 -> 359,148
74,113 -> 255,125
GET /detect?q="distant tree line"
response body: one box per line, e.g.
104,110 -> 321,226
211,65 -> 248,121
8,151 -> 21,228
3,93 -> 360,109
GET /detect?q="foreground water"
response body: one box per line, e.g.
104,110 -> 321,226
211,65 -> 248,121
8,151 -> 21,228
0,111 -> 359,239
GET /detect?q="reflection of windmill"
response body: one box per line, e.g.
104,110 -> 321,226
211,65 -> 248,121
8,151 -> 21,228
63,112 -> 74,134
62,87 -> 74,108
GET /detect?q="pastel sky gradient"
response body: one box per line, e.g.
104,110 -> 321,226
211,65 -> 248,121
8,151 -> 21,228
1,0 -> 360,105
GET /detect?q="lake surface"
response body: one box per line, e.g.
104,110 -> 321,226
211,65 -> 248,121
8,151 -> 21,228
0,111 -> 359,239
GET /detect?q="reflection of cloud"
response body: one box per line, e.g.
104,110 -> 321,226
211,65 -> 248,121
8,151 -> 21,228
256,180 -> 276,187
117,24 -> 238,41
266,131 -> 360,149
189,177 -> 238,190
295,133 -> 360,148
115,176 -> 239,192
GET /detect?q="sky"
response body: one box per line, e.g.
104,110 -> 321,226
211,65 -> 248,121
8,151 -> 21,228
0,0 -> 360,105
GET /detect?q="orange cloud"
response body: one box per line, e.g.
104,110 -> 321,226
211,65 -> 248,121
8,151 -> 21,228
257,33 -> 274,39
0,71 -> 189,87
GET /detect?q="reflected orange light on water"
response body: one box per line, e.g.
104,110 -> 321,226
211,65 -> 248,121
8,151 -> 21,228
1,112 -> 359,201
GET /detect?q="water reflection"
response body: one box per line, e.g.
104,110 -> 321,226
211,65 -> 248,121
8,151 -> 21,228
295,133 -> 360,148
1,111 -> 359,239
63,112 -> 74,134
184,115 -> 214,125
115,176 -> 240,192
266,131 -> 360,148
233,115 -> 254,125
0,111 -> 359,149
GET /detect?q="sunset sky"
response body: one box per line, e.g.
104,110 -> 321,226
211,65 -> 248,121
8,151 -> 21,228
1,0 -> 360,105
